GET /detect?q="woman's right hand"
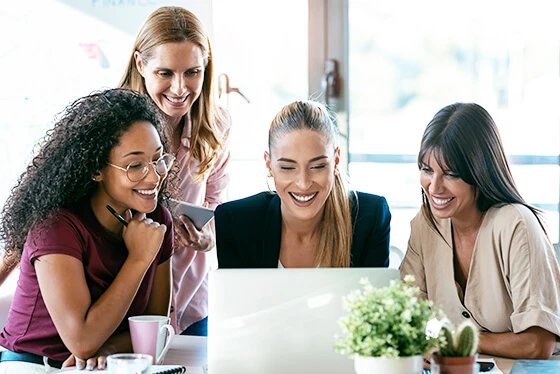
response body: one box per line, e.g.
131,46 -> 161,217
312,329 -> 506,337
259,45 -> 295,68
123,210 -> 167,264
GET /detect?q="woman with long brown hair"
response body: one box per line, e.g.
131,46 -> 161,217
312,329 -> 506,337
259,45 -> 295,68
401,102 -> 560,360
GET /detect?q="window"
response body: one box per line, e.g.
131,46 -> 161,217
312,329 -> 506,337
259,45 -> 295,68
347,0 -> 560,255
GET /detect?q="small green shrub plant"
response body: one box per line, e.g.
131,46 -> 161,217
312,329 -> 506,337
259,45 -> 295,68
334,274 -> 444,358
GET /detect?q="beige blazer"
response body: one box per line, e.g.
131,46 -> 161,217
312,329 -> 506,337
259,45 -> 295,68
400,204 -> 560,338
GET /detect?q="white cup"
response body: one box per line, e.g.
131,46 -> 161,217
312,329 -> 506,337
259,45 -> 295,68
128,315 -> 175,364
107,353 -> 152,374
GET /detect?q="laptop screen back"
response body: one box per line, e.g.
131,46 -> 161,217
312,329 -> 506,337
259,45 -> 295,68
208,267 -> 400,374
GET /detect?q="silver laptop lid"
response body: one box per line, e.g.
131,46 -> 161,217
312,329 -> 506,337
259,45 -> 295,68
208,267 -> 399,374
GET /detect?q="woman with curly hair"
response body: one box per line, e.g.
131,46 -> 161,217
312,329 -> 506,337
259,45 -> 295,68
0,88 -> 175,372
119,6 -> 231,337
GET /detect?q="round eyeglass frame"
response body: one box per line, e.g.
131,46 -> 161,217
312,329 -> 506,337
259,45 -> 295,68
107,153 -> 175,182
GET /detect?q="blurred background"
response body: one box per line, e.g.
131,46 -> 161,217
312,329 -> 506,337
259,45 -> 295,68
1,0 -> 559,279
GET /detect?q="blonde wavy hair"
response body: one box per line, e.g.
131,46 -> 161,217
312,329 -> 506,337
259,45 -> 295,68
119,6 -> 225,181
269,100 -> 355,267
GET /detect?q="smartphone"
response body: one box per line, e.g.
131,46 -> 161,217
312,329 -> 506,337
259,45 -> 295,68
478,361 -> 495,372
168,198 -> 214,230
421,361 -> 494,374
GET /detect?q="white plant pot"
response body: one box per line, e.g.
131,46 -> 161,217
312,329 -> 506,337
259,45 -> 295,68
354,354 -> 424,374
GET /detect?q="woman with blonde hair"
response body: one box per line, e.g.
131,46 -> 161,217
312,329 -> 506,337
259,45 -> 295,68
119,6 -> 231,336
215,100 -> 390,269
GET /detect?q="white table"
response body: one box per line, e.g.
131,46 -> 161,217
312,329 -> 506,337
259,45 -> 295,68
162,336 -> 560,374
162,335 -> 207,367
479,355 -> 514,373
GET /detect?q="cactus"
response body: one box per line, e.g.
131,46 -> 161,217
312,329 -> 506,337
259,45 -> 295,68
439,321 -> 455,356
438,319 -> 479,357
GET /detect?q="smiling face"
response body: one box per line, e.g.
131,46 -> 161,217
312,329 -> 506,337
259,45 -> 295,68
135,41 -> 205,126
266,128 -> 340,224
420,150 -> 479,222
94,121 -> 167,215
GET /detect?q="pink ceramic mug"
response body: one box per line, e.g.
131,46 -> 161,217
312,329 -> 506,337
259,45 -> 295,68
128,315 -> 175,364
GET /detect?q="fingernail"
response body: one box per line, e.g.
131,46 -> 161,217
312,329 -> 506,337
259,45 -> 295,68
87,365 -> 93,371
99,364 -> 105,370
77,364 -> 83,370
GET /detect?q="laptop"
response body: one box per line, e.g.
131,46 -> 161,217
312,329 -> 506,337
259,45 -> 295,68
208,267 -> 399,374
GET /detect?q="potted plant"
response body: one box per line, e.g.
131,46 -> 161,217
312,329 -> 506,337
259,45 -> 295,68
431,319 -> 479,374
334,275 -> 444,374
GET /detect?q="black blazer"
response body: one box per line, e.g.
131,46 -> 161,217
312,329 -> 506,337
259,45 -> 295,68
215,191 -> 391,268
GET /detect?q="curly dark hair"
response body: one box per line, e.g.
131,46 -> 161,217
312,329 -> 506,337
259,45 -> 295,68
0,88 -> 174,265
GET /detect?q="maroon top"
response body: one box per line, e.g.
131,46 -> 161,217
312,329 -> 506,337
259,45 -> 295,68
0,201 -> 174,361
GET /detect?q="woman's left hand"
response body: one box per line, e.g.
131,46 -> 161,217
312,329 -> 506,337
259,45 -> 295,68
174,205 -> 215,252
62,354 -> 107,371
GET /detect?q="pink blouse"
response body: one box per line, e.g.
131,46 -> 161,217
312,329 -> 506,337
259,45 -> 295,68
170,110 -> 231,332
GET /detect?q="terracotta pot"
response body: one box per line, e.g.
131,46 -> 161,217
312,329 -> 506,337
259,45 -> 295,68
354,355 -> 424,374
431,353 -> 478,374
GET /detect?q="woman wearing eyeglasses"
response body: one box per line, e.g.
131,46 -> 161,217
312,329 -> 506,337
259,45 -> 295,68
118,6 -> 231,337
0,88 -> 176,372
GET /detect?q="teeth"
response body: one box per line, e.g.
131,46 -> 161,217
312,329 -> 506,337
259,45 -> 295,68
291,193 -> 317,202
137,188 -> 157,195
167,96 -> 186,103
432,197 -> 453,205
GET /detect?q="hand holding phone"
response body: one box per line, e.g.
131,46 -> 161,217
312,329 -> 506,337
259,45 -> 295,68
168,198 -> 214,230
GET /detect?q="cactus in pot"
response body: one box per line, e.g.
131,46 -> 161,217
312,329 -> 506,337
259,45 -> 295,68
432,319 -> 479,374
439,319 -> 478,357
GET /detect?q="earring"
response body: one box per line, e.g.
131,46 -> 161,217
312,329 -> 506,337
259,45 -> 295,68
92,177 -> 97,181
266,173 -> 275,192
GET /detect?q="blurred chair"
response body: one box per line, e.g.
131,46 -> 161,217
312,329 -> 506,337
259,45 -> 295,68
0,268 -> 18,328
389,245 -> 404,269
0,294 -> 13,328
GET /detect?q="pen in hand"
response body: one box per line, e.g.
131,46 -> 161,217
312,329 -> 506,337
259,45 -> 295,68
106,205 -> 128,227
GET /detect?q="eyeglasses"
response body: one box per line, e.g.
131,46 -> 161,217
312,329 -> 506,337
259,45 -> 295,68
107,153 -> 175,182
